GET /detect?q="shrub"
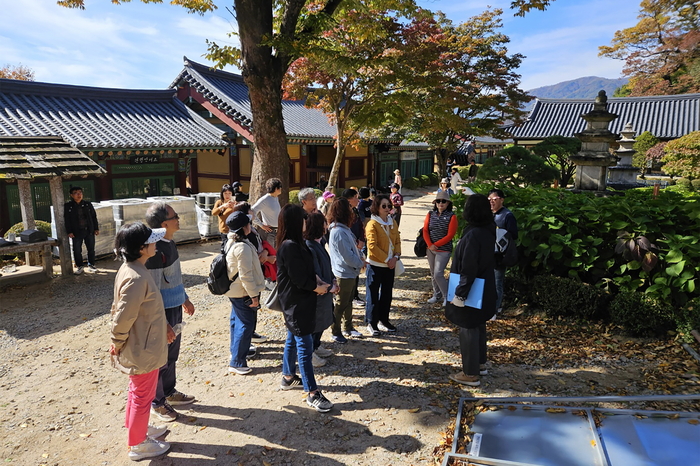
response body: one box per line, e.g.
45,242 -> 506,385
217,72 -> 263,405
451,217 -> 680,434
429,172 -> 440,184
5,220 -> 52,238
691,180 -> 700,190
609,291 -> 675,336
289,190 -> 301,205
478,146 -> 558,186
675,297 -> 700,342
530,274 -> 610,319
676,178 -> 692,189
420,175 -> 431,186
403,177 -> 418,189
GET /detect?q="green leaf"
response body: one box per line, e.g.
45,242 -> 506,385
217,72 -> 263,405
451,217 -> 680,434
610,220 -> 629,229
665,260 -> 686,277
664,249 -> 684,263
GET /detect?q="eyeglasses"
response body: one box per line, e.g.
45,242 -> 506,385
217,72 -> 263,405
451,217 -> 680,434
435,199 -> 449,204
488,197 -> 501,202
379,204 -> 391,209
165,213 -> 180,221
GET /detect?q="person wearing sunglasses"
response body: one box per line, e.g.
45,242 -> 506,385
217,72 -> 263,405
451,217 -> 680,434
144,202 -> 197,423
423,191 -> 458,305
364,194 -> 401,336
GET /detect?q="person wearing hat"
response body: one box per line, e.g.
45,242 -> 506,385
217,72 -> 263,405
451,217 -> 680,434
318,189 -> 335,216
393,169 -> 402,193
224,211 -> 266,375
389,183 -> 404,226
422,191 -> 458,305
109,222 -> 173,461
437,178 -> 454,196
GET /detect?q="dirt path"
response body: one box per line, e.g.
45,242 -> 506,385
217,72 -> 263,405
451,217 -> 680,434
1,187 -> 698,466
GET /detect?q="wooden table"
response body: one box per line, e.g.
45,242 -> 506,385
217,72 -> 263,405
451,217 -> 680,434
0,238 -> 60,279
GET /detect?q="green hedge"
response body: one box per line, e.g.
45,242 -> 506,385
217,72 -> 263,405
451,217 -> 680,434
531,274 -> 610,319
5,221 -> 52,238
289,188 -> 324,205
609,292 -> 675,336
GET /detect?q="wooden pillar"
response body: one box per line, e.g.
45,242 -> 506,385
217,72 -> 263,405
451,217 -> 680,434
49,176 -> 72,276
17,179 -> 40,266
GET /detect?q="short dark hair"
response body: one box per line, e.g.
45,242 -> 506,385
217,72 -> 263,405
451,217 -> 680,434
114,222 -> 151,262
370,194 -> 391,216
341,188 -> 357,199
277,204 -> 306,246
327,197 -> 353,227
488,188 -> 505,199
232,201 -> 251,215
145,202 -> 170,229
304,212 -> 326,240
266,178 -> 282,193
220,184 -> 233,201
69,186 -> 82,194
359,187 -> 370,199
463,194 -> 493,226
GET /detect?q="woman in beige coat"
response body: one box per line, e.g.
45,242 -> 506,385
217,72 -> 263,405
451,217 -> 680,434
110,222 -> 173,461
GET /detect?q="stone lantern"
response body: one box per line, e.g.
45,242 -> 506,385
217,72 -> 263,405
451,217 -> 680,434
569,90 -> 619,191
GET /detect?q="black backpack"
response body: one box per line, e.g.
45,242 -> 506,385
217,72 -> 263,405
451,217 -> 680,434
414,227 -> 427,257
494,228 -> 518,268
207,242 -> 238,295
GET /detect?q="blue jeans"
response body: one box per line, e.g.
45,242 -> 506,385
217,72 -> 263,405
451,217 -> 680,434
494,267 -> 505,313
229,297 -> 257,368
282,331 -> 317,392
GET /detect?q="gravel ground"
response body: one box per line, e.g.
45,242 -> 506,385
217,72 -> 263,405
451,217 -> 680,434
1,186 -> 698,466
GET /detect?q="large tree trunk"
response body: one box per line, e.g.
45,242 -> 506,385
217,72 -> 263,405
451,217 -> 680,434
327,119 -> 346,192
235,0 -> 291,205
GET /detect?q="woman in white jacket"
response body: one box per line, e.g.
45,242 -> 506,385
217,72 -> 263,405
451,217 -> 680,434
224,211 -> 266,375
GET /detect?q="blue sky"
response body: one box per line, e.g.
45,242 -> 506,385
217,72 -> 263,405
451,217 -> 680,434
2,0 -> 640,91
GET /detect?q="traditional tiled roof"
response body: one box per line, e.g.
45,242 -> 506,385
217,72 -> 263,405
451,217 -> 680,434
508,93 -> 700,140
0,136 -> 106,180
171,58 -> 339,142
0,79 -> 227,149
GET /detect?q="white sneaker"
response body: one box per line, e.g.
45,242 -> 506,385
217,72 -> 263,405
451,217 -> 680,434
315,346 -> 333,357
128,437 -> 170,461
87,264 -> 98,272
427,296 -> 440,304
74,266 -> 84,275
147,424 -> 167,438
312,353 -> 327,367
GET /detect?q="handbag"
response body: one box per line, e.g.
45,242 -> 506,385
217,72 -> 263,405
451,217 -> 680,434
264,283 -> 283,312
414,227 -> 427,257
394,258 -> 405,276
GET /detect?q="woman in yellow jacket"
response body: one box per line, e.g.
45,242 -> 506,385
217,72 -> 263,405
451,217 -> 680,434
364,194 -> 401,336
110,222 -> 173,461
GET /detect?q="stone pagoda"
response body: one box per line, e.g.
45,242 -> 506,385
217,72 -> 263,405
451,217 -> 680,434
608,122 -> 641,189
569,90 -> 620,191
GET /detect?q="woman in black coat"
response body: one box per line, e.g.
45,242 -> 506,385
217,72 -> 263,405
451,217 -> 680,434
276,204 -> 334,412
446,194 -> 497,387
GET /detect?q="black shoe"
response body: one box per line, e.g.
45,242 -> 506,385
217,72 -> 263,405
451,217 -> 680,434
380,321 -> 397,333
280,374 -> 302,390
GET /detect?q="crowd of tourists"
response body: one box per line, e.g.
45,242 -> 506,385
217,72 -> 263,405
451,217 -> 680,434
106,174 -> 516,461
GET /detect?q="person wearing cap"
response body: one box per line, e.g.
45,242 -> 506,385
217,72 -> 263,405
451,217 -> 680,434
437,178 -> 454,196
423,191 -> 458,305
389,183 -> 404,226
144,202 -> 197,422
109,222 -> 173,461
224,211 -> 266,375
357,187 -> 372,225
231,181 -> 249,201
212,184 -> 236,248
318,189 -> 335,216
251,178 -> 282,249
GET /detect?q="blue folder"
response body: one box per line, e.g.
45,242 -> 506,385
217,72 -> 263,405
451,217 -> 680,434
447,274 -> 484,309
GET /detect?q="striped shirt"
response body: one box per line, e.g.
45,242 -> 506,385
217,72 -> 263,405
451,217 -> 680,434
424,211 -> 458,253
145,239 -> 188,309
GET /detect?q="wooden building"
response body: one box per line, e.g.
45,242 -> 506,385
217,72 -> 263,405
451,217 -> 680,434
0,78 -> 227,232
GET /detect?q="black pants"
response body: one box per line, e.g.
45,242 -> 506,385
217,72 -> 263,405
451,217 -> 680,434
365,264 -> 395,326
153,305 -> 183,407
459,324 -> 487,376
71,231 -> 96,267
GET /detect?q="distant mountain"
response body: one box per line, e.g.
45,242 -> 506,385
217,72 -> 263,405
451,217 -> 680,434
527,76 -> 629,100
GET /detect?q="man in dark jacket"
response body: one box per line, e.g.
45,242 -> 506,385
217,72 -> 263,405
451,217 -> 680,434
488,189 -> 518,316
64,186 -> 99,274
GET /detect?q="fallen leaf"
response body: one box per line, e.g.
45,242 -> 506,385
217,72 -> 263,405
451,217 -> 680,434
688,419 -> 699,425
545,408 -> 566,414
590,440 -> 596,447
408,408 -> 420,413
